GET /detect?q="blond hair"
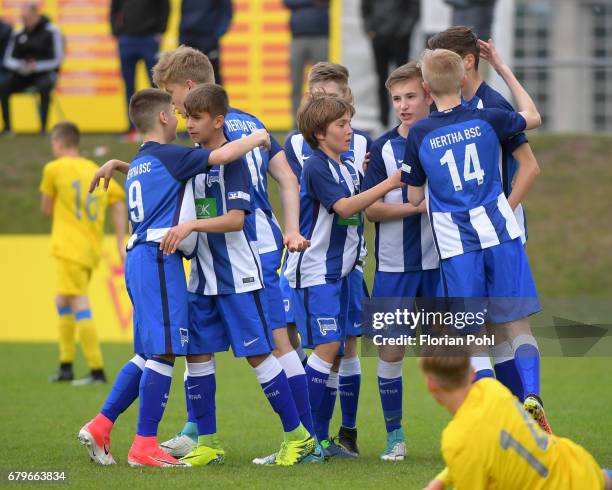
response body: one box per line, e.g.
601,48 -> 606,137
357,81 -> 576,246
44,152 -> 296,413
385,61 -> 423,92
152,45 -> 215,88
421,49 -> 465,97
184,83 -> 229,118
419,344 -> 472,390
297,93 -> 354,149
307,62 -> 353,101
51,121 -> 80,148
129,88 -> 173,133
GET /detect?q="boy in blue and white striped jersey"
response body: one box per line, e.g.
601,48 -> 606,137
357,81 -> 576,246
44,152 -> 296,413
285,93 -> 403,458
363,62 -> 440,461
160,84 -> 317,467
283,62 -> 371,456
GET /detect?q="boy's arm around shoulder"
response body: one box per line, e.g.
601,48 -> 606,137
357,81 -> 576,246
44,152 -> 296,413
209,129 -> 271,165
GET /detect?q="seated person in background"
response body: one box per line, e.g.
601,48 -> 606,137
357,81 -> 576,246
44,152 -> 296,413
1,2 -> 63,135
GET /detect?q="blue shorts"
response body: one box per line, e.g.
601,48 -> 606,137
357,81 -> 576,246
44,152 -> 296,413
188,290 -> 274,357
125,244 -> 189,356
372,269 -> 441,300
346,268 -> 369,337
440,238 -> 540,324
260,249 -> 287,330
292,278 -> 349,350
279,260 -> 295,325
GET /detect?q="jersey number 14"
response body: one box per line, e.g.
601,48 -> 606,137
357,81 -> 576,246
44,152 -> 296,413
439,143 -> 485,191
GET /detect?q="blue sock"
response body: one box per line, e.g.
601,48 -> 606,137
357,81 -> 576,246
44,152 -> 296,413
304,353 -> 332,438
137,358 -> 173,437
315,372 -> 337,441
378,359 -> 403,433
255,355 -> 300,433
339,357 -> 361,429
493,341 -> 524,400
184,366 -> 196,424
472,356 -> 495,381
186,361 -> 217,437
279,351 -> 314,435
101,355 -> 146,422
513,335 -> 540,396
605,469 -> 612,484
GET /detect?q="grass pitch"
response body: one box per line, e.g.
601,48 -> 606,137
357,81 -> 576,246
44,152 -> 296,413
0,343 -> 611,489
0,134 -> 611,487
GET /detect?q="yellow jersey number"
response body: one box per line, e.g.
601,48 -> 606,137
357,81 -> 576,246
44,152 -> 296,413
72,180 -> 99,221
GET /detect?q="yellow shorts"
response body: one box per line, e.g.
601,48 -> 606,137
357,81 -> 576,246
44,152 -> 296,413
55,258 -> 92,296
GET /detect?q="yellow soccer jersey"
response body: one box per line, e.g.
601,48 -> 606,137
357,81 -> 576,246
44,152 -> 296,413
441,378 -> 604,490
39,156 -> 125,269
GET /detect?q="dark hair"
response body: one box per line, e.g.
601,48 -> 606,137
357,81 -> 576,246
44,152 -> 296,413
184,83 -> 229,118
128,88 -> 173,133
427,26 -> 480,69
296,93 -> 355,149
51,121 -> 80,148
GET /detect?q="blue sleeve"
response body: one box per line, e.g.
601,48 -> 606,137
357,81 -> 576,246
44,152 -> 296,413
504,132 -> 528,155
362,142 -> 387,191
486,94 -> 529,154
304,160 -> 348,213
270,135 -> 282,159
481,108 -> 527,143
402,132 -> 426,187
284,134 -> 303,180
224,159 -> 252,213
162,146 -> 211,182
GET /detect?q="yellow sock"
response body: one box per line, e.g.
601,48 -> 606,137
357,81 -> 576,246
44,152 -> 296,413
75,310 -> 103,370
57,306 -> 75,364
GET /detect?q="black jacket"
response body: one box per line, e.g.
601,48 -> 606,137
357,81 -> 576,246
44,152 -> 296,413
110,0 -> 170,37
0,20 -> 11,69
4,15 -> 63,73
361,0 -> 420,39
179,0 -> 233,53
283,0 -> 329,37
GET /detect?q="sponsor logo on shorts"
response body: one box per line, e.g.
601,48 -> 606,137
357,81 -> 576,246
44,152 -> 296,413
317,317 -> 337,336
401,163 -> 412,173
242,276 -> 255,284
180,328 -> 189,346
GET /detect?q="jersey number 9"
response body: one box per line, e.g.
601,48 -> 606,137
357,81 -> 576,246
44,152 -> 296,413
128,180 -> 144,223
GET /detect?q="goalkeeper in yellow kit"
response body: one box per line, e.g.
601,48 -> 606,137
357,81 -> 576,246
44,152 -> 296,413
40,122 -> 127,385
420,347 -> 611,490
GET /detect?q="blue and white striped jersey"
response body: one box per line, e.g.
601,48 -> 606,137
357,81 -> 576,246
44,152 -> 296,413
402,104 -> 526,260
125,141 -> 210,255
465,81 -> 528,242
224,107 -> 284,254
284,149 -> 362,288
187,158 -> 264,296
284,128 -> 371,266
363,127 -> 439,272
